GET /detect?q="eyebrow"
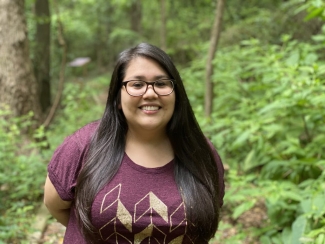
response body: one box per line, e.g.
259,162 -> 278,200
129,75 -> 170,80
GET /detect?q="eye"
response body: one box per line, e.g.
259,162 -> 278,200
129,81 -> 145,89
155,80 -> 169,88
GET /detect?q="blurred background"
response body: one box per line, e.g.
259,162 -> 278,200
0,0 -> 325,243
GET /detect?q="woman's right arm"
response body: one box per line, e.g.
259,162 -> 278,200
44,174 -> 72,227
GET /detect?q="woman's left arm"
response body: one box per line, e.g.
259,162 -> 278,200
44,174 -> 72,227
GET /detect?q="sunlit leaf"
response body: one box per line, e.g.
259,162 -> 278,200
292,215 -> 307,244
232,199 -> 256,219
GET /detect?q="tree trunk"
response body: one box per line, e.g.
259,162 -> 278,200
42,0 -> 67,128
0,0 -> 41,121
130,0 -> 142,33
96,2 -> 112,72
160,0 -> 167,51
34,0 -> 51,113
204,0 -> 225,117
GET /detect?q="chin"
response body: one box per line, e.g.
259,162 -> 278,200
139,123 -> 166,131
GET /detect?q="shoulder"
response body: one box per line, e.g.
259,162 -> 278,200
205,138 -> 222,161
47,121 -> 100,201
51,121 -> 99,156
68,120 -> 100,149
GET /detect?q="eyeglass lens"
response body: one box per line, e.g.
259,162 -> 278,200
126,80 -> 174,96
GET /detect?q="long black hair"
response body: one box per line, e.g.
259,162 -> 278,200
75,43 -> 222,243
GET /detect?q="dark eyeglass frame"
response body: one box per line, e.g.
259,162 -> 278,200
122,79 -> 175,97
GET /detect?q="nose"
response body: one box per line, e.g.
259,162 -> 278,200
143,84 -> 158,98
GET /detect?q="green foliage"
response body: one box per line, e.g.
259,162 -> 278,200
48,76 -> 107,149
291,0 -> 325,21
184,37 -> 325,242
25,0 -> 324,79
0,107 -> 47,242
0,75 -> 107,242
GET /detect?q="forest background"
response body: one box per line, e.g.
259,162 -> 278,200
0,0 -> 325,243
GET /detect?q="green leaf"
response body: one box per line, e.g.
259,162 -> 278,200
244,149 -> 255,171
260,235 -> 273,244
232,199 -> 256,219
292,215 -> 307,244
316,234 -> 325,244
294,3 -> 309,15
258,100 -> 289,114
301,199 -> 312,214
304,53 -> 318,64
307,228 -> 325,238
312,194 -> 325,217
284,191 -> 303,202
312,35 -> 325,42
304,7 -> 324,21
231,130 -> 251,148
281,227 -> 292,244
286,51 -> 300,66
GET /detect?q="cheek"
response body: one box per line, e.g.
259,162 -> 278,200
167,96 -> 176,116
120,91 -> 129,109
171,94 -> 176,109
119,94 -> 124,109
120,92 -> 139,111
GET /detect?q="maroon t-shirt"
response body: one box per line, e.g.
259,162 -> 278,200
48,122 -> 225,244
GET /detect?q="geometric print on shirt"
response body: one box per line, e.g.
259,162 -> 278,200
99,184 -> 194,243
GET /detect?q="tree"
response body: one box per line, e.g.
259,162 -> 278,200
95,2 -> 112,71
160,0 -> 167,51
0,0 -> 41,121
43,0 -> 67,128
204,0 -> 225,117
34,0 -> 51,113
129,0 -> 142,34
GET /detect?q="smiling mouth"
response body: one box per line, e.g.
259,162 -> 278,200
140,106 -> 160,111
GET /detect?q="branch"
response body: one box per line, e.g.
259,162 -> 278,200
204,0 -> 225,117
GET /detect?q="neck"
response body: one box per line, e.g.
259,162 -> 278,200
126,128 -> 169,145
125,128 -> 174,168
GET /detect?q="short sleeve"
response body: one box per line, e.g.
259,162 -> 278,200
48,134 -> 88,201
207,140 -> 225,207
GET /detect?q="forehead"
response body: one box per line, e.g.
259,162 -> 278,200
124,57 -> 168,80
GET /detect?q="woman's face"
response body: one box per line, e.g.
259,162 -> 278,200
120,57 -> 176,134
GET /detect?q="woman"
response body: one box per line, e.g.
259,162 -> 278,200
44,43 -> 225,243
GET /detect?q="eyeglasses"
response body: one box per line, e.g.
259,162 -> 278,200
122,79 -> 175,96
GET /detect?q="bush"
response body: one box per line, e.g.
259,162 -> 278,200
0,76 -> 107,243
0,108 -> 47,242
182,37 -> 325,243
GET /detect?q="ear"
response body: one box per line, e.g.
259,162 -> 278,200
118,103 -> 122,109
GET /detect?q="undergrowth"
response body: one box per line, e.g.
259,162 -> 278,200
0,75 -> 107,243
186,37 -> 325,243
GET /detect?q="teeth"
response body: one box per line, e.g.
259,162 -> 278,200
141,106 -> 159,111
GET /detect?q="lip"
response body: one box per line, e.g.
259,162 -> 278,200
138,104 -> 161,114
138,104 -> 161,109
